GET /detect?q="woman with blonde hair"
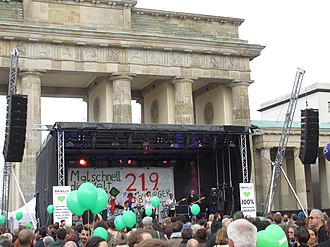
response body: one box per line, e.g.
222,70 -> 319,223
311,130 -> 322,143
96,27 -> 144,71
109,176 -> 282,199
214,228 -> 228,247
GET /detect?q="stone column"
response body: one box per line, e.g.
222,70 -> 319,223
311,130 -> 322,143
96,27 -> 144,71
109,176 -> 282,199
293,148 -> 308,209
173,78 -> 194,124
229,81 -> 251,126
18,71 -> 43,203
260,148 -> 272,211
319,153 -> 330,207
110,73 -> 134,123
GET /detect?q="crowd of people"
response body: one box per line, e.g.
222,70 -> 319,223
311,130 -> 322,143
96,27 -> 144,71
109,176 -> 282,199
0,208 -> 330,247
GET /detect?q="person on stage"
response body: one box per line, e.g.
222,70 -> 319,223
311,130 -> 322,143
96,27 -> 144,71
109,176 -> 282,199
165,193 -> 176,217
144,191 -> 154,218
187,189 -> 199,220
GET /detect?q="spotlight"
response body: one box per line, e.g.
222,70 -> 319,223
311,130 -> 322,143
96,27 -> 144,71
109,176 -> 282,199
77,134 -> 85,143
78,158 -> 88,167
127,159 -> 132,165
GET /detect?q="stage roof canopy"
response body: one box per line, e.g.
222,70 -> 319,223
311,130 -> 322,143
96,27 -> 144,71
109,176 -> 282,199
47,122 -> 249,162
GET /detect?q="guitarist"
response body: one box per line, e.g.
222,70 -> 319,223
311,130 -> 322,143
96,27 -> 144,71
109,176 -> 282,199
187,189 -> 199,220
165,193 -> 176,217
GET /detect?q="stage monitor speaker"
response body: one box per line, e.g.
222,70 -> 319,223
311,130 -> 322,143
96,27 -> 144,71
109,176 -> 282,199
299,108 -> 319,164
3,94 -> 28,162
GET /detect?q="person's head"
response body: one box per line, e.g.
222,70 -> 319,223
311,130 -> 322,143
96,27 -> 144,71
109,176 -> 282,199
227,219 -> 257,247
128,229 -> 152,247
18,229 -> 35,247
222,218 -> 231,228
136,238 -> 170,247
65,233 -> 78,243
286,225 -> 297,241
309,209 -> 325,229
142,217 -> 153,228
326,217 -> 330,234
274,213 -> 283,225
146,191 -> 151,197
1,233 -> 13,243
295,226 -> 309,244
56,228 -> 67,240
79,228 -> 91,245
195,228 -> 207,243
181,228 -> 193,240
169,193 -> 173,199
43,236 -> 55,247
61,220 -> 66,227
190,190 -> 195,195
64,241 -> 77,247
215,228 -> 228,245
85,236 -> 107,247
307,227 -> 318,246
208,214 -> 214,222
186,238 -> 199,247
0,237 -> 13,247
172,221 -> 183,233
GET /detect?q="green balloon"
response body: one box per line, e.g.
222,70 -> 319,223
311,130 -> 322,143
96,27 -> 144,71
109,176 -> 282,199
114,215 -> 125,231
25,222 -> 32,229
190,204 -> 200,215
93,227 -> 108,240
257,224 -> 288,247
91,188 -> 108,215
47,204 -> 55,214
145,208 -> 152,216
78,182 -> 98,210
122,211 -> 136,228
150,196 -> 160,208
67,190 -> 85,216
259,216 -> 265,221
16,212 -> 23,221
0,215 -> 6,225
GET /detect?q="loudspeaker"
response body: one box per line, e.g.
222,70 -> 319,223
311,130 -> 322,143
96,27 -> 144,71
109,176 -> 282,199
299,108 -> 319,164
3,94 -> 28,162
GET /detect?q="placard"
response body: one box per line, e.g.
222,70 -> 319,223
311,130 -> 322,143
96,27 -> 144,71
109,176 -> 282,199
239,183 -> 257,217
53,186 -> 72,225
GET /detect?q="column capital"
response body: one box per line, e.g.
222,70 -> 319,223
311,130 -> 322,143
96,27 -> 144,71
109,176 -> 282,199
228,80 -> 253,88
109,72 -> 136,81
172,78 -> 194,84
19,69 -> 46,78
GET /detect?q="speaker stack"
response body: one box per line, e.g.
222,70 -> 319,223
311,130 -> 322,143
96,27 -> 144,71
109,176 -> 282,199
299,108 -> 319,164
3,94 -> 28,162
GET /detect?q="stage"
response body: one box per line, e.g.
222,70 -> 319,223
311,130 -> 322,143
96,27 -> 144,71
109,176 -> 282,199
36,122 -> 252,224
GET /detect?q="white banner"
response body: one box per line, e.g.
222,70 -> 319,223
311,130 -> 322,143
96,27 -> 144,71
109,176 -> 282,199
67,167 -> 175,221
53,186 -> 72,225
239,183 -> 257,217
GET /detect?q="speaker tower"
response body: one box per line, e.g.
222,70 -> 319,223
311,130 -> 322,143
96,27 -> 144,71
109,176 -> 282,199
299,108 -> 319,164
3,94 -> 28,162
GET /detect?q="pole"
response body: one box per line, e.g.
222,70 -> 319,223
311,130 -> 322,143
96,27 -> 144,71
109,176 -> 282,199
10,167 -> 37,230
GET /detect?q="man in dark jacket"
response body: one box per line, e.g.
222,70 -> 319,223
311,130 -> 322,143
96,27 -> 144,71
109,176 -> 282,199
49,228 -> 67,247
211,212 -> 222,234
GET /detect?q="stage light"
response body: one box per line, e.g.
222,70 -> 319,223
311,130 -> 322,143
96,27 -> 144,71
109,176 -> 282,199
78,158 -> 88,167
127,159 -> 132,165
162,160 -> 168,165
77,134 -> 85,143
119,159 -> 123,165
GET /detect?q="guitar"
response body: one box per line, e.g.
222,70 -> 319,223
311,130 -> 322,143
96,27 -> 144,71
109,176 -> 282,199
175,198 -> 187,206
167,198 -> 186,209
190,196 -> 205,205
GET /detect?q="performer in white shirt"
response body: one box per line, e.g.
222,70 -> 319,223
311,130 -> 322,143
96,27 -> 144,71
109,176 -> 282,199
143,191 -> 155,218
165,193 -> 176,217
